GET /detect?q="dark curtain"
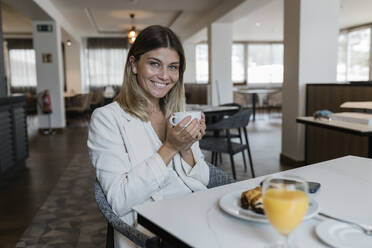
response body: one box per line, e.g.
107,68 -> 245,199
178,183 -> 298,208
87,38 -> 128,49
6,39 -> 33,50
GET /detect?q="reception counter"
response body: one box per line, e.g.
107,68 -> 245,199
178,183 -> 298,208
304,83 -> 372,164
0,95 -> 28,180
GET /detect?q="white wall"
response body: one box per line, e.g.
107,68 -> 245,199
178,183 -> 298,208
33,21 -> 66,128
281,0 -> 339,162
208,23 -> 233,105
62,30 -> 83,95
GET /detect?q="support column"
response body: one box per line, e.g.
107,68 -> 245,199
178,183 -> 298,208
281,0 -> 339,163
62,32 -> 83,95
33,21 -> 66,128
208,23 -> 233,105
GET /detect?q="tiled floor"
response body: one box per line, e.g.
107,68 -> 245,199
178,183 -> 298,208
15,153 -> 106,247
0,112 -> 288,247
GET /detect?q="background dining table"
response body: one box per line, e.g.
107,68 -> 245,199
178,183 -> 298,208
134,155 -> 372,248
234,88 -> 279,121
186,104 -> 240,125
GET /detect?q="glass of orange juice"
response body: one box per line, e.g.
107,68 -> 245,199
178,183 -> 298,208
262,175 -> 309,248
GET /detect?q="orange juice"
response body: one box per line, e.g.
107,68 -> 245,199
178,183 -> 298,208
263,188 -> 308,234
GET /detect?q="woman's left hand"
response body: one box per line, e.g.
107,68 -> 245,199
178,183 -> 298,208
197,112 -> 206,140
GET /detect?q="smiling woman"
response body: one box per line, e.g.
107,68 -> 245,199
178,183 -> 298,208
115,25 -> 186,122
129,47 -> 180,105
87,25 -> 210,248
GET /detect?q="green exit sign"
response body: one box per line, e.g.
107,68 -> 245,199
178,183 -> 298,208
37,24 -> 53,32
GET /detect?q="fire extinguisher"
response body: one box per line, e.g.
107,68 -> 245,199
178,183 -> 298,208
42,89 -> 52,114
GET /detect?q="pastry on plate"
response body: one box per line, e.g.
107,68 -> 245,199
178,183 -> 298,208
240,186 -> 264,215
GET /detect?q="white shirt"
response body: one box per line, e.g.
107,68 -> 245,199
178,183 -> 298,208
87,102 -> 209,248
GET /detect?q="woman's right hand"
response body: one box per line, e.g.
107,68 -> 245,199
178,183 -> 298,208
164,116 -> 201,152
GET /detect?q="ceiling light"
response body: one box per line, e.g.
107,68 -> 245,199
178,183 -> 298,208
128,13 -> 138,45
255,22 -> 261,27
66,40 -> 72,46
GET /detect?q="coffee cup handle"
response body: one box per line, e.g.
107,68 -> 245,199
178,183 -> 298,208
169,115 -> 176,126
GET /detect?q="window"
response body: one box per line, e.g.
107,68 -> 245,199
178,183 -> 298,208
347,28 -> 370,81
86,48 -> 127,88
337,33 -> 347,81
194,42 -> 284,85
232,44 -> 245,83
247,44 -> 283,84
9,49 -> 37,87
195,44 -> 208,83
337,27 -> 371,81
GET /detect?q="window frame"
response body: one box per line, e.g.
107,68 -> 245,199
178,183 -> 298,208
338,23 -> 372,82
243,41 -> 284,88
194,41 -> 284,87
195,42 -> 209,84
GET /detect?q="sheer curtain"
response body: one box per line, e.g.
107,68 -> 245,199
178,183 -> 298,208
7,39 -> 37,89
86,38 -> 128,89
247,43 -> 283,84
195,44 -> 208,83
9,49 -> 37,87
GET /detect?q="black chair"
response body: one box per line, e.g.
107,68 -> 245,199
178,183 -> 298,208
206,103 -> 245,167
200,109 -> 255,179
94,162 -> 234,248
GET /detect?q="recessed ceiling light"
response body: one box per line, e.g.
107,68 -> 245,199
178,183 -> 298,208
255,22 -> 261,27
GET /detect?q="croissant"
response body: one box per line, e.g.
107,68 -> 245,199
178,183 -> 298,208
240,186 -> 264,214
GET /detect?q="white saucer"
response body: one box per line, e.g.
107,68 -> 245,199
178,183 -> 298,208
316,219 -> 372,248
219,190 -> 319,223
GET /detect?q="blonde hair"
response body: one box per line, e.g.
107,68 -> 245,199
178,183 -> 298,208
115,25 -> 186,121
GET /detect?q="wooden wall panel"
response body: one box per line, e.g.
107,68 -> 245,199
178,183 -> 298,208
185,84 -> 208,104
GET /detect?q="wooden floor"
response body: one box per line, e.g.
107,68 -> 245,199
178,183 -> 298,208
0,111 -> 290,247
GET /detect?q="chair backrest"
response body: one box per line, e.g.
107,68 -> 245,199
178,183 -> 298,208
90,90 -> 104,105
206,161 -> 235,188
94,180 -> 151,247
208,109 -> 252,130
94,162 -> 233,247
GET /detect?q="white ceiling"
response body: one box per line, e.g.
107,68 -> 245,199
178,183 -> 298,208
2,2 -> 32,35
3,0 -> 372,42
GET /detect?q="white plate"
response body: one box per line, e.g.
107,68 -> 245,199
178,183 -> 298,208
218,190 -> 319,223
316,220 -> 372,248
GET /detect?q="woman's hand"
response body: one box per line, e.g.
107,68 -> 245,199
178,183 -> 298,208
164,116 -> 201,152
198,112 -> 206,140
158,114 -> 204,166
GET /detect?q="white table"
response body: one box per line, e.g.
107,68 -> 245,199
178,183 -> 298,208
186,104 -> 239,114
187,104 -> 240,125
134,156 -> 372,248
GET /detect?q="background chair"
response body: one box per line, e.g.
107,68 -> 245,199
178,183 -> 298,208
90,90 -> 105,111
205,103 -> 243,166
265,90 -> 282,117
199,109 -> 255,179
95,162 -> 234,248
65,93 -> 92,115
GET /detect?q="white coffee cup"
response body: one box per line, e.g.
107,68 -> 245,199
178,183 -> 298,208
169,111 -> 201,127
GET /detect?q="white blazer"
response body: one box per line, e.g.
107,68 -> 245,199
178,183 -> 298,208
87,102 -> 209,247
